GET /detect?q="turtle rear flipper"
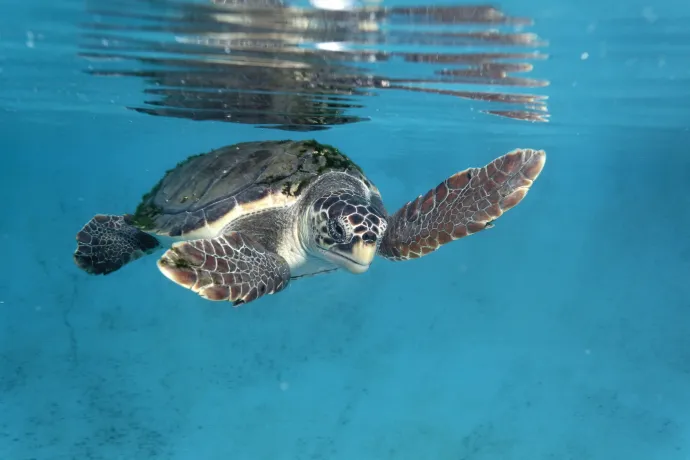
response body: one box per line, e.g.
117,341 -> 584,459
74,214 -> 161,275
157,232 -> 291,306
378,148 -> 546,261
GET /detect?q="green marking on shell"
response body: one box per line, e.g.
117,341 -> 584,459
301,139 -> 365,176
280,139 -> 367,198
132,203 -> 162,230
131,141 -> 369,229
132,180 -> 163,230
281,178 -> 310,197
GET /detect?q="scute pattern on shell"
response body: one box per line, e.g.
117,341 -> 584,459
132,140 -> 369,236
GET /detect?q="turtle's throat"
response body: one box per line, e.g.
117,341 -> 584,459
298,206 -> 315,256
297,206 -> 327,272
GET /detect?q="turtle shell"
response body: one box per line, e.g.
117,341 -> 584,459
131,139 -> 372,238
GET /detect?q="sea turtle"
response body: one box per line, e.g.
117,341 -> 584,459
73,139 -> 545,306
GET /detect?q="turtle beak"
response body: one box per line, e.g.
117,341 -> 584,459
328,239 -> 376,274
350,240 -> 377,270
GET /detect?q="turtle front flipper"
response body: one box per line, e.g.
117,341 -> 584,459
378,148 -> 546,261
74,214 -> 161,275
157,232 -> 291,306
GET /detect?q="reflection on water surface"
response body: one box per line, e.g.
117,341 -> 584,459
80,0 -> 550,131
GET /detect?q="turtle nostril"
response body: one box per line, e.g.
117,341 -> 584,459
362,231 -> 377,244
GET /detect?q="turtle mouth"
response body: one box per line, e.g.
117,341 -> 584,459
324,244 -> 375,274
327,249 -> 368,267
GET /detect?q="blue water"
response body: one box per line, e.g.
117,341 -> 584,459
2,0 -> 690,458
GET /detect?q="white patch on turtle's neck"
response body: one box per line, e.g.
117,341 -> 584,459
276,204 -> 339,279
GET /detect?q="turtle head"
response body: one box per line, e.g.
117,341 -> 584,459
308,190 -> 388,274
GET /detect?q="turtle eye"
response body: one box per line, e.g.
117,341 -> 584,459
327,219 -> 347,243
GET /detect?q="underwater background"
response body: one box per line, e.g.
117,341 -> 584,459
1,0 -> 689,458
